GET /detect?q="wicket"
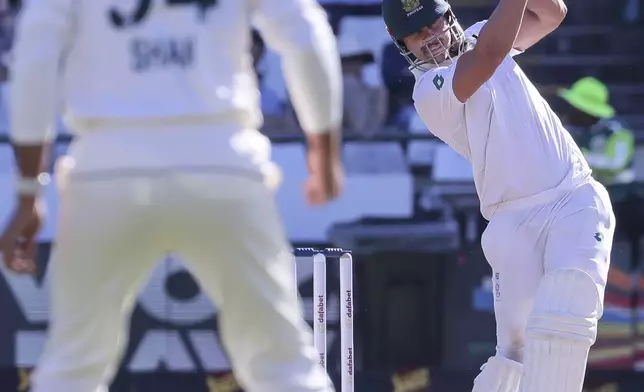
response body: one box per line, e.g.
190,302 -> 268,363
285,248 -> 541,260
293,248 -> 354,392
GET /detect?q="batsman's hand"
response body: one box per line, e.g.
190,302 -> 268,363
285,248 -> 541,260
304,131 -> 344,206
0,197 -> 44,274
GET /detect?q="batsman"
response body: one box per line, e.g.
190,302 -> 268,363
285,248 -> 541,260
382,0 -> 615,391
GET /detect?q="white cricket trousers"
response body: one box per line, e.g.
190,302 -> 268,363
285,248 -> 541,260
30,170 -> 333,392
481,178 -> 615,363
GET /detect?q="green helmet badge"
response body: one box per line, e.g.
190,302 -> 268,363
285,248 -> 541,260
401,0 -> 422,14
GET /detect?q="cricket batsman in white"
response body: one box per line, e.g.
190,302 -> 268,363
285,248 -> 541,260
0,0 -> 344,391
383,0 -> 615,391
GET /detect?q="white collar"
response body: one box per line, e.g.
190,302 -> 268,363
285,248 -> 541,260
408,55 -> 460,79
410,67 -> 427,78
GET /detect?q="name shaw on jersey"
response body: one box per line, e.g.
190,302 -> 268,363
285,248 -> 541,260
108,0 -> 216,73
130,36 -> 194,73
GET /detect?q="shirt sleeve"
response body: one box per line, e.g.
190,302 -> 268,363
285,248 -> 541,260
464,20 -> 523,57
9,0 -> 75,144
412,63 -> 464,141
251,0 -> 342,133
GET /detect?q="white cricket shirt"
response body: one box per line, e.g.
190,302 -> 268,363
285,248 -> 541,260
413,21 -> 591,220
9,0 -> 341,174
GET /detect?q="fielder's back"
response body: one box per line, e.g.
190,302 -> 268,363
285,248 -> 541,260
18,0 -> 325,128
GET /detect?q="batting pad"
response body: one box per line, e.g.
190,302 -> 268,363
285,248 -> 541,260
472,355 -> 522,392
519,268 -> 602,392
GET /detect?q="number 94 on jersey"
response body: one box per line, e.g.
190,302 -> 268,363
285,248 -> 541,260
108,0 -> 219,72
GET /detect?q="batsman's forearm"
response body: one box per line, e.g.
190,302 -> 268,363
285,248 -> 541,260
477,0 -> 530,58
513,0 -> 566,51
526,0 -> 567,24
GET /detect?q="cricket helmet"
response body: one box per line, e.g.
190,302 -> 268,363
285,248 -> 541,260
382,0 -> 467,69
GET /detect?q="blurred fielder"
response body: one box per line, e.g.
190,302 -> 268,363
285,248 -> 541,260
383,0 -> 614,391
0,0 -> 343,391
